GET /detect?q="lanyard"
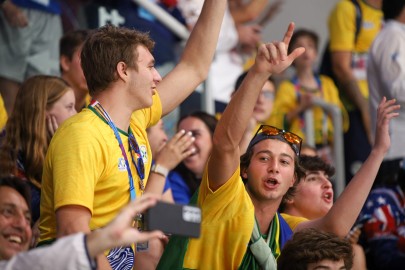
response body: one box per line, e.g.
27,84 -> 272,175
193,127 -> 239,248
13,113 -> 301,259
292,75 -> 328,146
89,100 -> 145,200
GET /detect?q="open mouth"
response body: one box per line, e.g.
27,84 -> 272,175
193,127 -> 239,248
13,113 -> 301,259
264,178 -> 279,188
323,192 -> 333,202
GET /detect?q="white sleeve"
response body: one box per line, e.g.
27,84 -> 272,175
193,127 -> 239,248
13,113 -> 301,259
0,233 -> 94,270
372,23 -> 405,104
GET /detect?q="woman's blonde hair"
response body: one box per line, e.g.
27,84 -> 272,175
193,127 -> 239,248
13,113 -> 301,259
0,75 -> 70,185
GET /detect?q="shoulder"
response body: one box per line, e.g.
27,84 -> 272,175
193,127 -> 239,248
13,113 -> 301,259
280,213 -> 308,231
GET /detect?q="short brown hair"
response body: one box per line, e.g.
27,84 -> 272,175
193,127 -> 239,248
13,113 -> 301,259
60,29 -> 91,72
81,24 -> 155,95
278,228 -> 353,270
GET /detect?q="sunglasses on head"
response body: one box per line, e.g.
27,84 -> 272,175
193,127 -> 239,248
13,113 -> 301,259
250,125 -> 302,156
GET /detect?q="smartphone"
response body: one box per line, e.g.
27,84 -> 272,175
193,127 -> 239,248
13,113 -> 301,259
143,201 -> 201,238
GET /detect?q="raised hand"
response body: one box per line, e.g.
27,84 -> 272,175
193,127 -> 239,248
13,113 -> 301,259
253,22 -> 305,75
87,194 -> 164,257
154,129 -> 195,170
373,97 -> 400,153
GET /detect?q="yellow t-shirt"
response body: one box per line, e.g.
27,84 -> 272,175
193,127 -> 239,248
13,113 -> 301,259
183,167 -> 255,269
328,0 -> 383,108
39,93 -> 162,242
0,93 -> 7,130
182,165 -> 308,269
268,75 -> 348,145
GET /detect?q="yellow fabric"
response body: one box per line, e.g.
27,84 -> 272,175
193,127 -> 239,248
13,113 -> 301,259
268,76 -> 349,145
84,93 -> 91,107
0,93 -> 7,130
328,0 -> 383,106
280,213 -> 308,231
183,167 -> 255,269
39,93 -> 162,242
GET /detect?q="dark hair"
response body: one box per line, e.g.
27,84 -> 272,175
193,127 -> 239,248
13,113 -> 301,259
0,176 -> 31,212
279,155 -> 335,211
234,71 -> 275,93
174,111 -> 218,195
81,24 -> 155,96
60,29 -> 91,72
288,28 -> 319,54
278,228 -> 353,270
300,155 -> 335,178
382,0 -> 405,20
240,138 -> 305,202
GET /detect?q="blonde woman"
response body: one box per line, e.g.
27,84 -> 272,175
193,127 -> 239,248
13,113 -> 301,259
0,75 -> 76,224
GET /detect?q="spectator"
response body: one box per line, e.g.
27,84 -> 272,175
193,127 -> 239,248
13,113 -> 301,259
0,75 -> 76,224
38,0 -> 228,268
269,29 -> 348,164
280,155 -> 367,269
158,23 -> 398,269
0,175 -> 164,269
167,111 -> 217,204
327,0 -> 383,183
277,228 -> 353,270
0,0 -> 62,115
367,0 -> 405,182
60,29 -> 91,112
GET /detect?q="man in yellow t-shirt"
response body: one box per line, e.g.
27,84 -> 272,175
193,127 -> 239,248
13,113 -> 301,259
158,23 -> 396,269
38,0 -> 229,268
328,0 -> 383,183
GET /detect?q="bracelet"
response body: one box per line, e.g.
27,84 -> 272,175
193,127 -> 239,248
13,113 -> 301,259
151,163 -> 169,178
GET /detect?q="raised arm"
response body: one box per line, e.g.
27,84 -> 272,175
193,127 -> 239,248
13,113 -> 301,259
157,0 -> 227,115
297,97 -> 400,236
208,23 -> 305,191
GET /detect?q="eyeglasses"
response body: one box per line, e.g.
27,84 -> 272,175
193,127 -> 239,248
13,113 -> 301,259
261,91 -> 274,100
250,125 -> 302,156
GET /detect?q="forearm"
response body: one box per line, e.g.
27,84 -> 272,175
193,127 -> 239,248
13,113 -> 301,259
215,69 -> 269,151
320,148 -> 385,236
179,0 -> 226,76
159,0 -> 227,115
144,172 -> 167,196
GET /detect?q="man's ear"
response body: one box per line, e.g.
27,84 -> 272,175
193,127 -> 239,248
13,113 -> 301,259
116,61 -> 128,82
60,55 -> 71,73
285,197 -> 294,206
